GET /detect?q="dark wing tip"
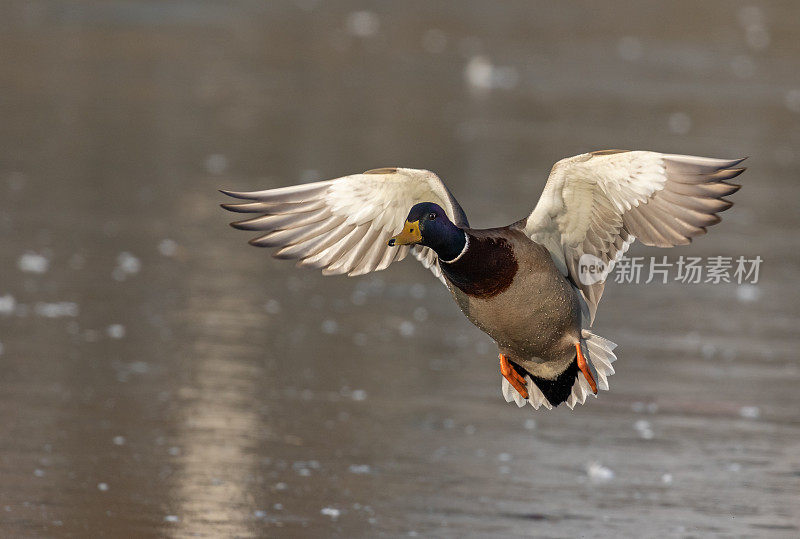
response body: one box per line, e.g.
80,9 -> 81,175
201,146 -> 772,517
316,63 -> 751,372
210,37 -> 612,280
717,198 -> 735,211
726,157 -> 748,168
725,167 -> 747,180
590,149 -> 630,156
219,189 -> 255,200
230,218 -> 262,230
716,156 -> 748,167
248,236 -> 269,247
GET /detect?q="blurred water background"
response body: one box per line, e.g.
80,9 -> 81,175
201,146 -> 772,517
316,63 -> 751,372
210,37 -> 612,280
1,1 -> 799,537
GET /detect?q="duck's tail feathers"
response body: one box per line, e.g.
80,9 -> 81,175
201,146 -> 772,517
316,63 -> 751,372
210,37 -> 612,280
500,330 -> 617,411
565,330 -> 617,409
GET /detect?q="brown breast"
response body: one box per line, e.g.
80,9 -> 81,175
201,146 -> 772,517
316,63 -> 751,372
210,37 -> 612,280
439,231 -> 518,299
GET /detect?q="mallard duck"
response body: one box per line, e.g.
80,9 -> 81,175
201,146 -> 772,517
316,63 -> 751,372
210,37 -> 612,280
221,151 -> 744,410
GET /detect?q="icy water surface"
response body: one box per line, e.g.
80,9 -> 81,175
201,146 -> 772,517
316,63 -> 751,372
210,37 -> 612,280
1,1 -> 799,537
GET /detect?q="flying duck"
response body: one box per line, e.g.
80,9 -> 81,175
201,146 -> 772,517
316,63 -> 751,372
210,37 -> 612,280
221,150 -> 744,410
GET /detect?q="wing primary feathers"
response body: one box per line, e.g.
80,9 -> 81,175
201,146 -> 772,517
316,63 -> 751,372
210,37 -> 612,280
230,209 -> 329,231
522,151 -> 745,323
221,168 -> 469,281
662,155 -> 747,174
220,199 -> 326,214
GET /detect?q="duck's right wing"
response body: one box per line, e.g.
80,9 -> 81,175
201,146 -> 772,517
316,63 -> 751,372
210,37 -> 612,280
221,167 -> 468,280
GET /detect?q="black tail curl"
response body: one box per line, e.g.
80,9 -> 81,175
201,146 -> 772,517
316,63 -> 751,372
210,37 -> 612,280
510,358 -> 579,407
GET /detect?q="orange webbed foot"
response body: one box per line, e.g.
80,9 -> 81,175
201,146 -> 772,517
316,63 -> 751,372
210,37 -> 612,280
499,354 -> 529,399
575,341 -> 598,394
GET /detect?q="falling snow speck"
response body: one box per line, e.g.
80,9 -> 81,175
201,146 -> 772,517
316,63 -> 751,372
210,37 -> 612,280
97,482 -> 109,492
321,507 -> 341,519
114,252 -> 141,281
18,252 -> 49,274
349,464 -> 371,474
0,295 -> 16,315
164,515 -> 180,523
112,436 -> 126,446
740,406 -> 760,419
399,321 -> 415,337
130,361 -> 149,373
264,299 -> 281,314
346,11 -> 379,37
106,324 -> 126,339
321,319 -> 339,334
634,419 -> 654,440
586,462 -> 614,483
118,252 -> 140,273
464,56 -> 518,92
158,239 -> 178,257
34,469 -> 45,477
35,302 -> 79,318
736,284 -> 761,303
785,89 -> 800,113
745,24 -> 770,51
409,283 -> 426,299
350,289 -> 367,306
351,389 -> 367,401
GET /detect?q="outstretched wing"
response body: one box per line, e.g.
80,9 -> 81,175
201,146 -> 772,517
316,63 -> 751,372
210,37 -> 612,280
221,167 -> 468,280
519,150 -> 745,324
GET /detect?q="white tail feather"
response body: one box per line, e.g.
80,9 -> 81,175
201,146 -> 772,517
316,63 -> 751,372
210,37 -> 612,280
501,330 -> 617,411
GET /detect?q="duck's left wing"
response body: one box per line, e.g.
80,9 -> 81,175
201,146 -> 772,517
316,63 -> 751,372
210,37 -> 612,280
519,150 -> 745,324
221,167 -> 468,281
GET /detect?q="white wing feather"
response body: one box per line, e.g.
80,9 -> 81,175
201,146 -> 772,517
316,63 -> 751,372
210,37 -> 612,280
221,167 -> 468,280
520,150 -> 745,323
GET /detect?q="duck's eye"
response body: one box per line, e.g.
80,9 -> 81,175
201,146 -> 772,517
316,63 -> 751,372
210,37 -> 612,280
428,212 -> 437,220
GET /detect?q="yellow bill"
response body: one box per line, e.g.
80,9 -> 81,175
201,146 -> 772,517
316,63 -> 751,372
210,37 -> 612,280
388,220 -> 422,246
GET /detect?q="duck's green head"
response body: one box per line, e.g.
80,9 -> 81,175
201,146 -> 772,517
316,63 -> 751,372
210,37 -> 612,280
388,202 -> 466,261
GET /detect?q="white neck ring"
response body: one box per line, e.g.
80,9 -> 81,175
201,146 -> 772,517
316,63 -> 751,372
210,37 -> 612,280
439,232 -> 469,264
